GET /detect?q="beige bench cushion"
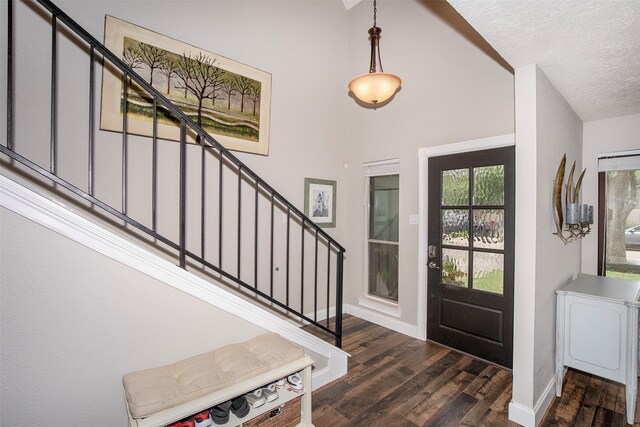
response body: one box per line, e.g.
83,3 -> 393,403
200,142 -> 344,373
123,333 -> 305,418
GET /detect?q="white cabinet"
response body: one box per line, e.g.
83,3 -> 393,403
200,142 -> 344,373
555,274 -> 640,425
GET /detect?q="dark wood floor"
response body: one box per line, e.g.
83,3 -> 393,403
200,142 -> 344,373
309,315 -> 638,426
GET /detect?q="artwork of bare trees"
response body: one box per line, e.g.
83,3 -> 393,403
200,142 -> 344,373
102,16 -> 270,155
117,36 -> 263,144
137,42 -> 166,87
159,57 -> 179,95
247,87 -> 261,116
174,52 -> 224,127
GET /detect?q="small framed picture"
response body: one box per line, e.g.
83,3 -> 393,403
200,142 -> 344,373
304,178 -> 337,228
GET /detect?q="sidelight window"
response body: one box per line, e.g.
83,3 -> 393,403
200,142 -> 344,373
364,160 -> 399,303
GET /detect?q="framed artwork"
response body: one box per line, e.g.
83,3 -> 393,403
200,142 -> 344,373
304,178 -> 337,228
101,15 -> 271,155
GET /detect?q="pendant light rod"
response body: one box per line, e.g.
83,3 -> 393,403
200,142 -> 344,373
368,0 -> 383,73
368,26 -> 382,73
348,0 -> 402,105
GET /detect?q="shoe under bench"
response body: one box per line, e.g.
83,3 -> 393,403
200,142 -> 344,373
123,333 -> 314,427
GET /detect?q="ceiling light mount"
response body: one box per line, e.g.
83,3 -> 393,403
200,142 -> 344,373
348,0 -> 401,105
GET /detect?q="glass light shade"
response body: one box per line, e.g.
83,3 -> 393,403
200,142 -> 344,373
348,72 -> 402,104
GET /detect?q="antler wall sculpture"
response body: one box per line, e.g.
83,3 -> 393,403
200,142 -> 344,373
553,154 -> 593,244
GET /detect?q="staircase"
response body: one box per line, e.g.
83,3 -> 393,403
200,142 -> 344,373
1,0 -> 347,419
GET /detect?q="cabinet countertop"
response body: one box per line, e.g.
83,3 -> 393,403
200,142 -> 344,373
555,273 -> 640,306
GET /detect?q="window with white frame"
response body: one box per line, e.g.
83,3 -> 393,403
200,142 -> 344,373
598,152 -> 640,280
364,160 -> 399,303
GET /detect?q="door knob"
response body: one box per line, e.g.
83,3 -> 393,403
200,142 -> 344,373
428,261 -> 439,269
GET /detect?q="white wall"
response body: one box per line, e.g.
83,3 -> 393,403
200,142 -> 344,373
581,113 -> 640,274
344,1 -> 514,332
511,64 -> 583,426
0,208 -> 267,426
2,0 -> 349,322
1,1 -> 349,423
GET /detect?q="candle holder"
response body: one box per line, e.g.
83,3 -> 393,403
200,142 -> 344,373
553,154 -> 592,244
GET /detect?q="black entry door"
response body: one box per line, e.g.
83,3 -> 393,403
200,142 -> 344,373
427,146 -> 514,368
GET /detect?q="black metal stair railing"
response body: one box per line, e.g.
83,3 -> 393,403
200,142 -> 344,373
2,0 -> 344,347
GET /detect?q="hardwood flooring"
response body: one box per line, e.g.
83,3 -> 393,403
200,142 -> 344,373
541,369 -> 640,427
309,315 -> 639,426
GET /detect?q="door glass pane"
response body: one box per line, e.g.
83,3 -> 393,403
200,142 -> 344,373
368,242 -> 399,301
474,165 -> 504,205
473,209 -> 504,249
473,252 -> 504,294
442,209 -> 469,247
370,175 -> 399,242
605,169 -> 640,280
442,248 -> 468,287
442,169 -> 469,206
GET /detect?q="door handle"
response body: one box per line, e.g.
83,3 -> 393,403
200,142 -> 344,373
428,261 -> 440,269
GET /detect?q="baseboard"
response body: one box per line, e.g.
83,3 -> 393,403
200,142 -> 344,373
345,303 -> 421,339
310,353 -> 348,389
303,306 -> 337,325
508,375 -> 556,426
0,175 -> 349,390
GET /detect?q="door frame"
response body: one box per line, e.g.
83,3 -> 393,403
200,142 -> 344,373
417,134 -> 515,341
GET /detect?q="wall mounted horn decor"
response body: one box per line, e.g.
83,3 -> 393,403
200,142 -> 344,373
553,154 -> 593,244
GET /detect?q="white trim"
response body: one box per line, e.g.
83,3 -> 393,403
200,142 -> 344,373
598,153 -> 640,172
358,296 -> 401,318
362,160 -> 401,308
362,158 -> 400,177
508,374 -> 556,427
0,175 -> 348,390
301,305 -> 338,326
418,134 -> 515,159
598,149 -> 640,159
345,303 -> 420,339
508,401 -> 535,427
417,134 -> 515,343
341,0 -> 362,11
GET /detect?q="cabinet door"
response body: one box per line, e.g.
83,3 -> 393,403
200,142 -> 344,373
564,295 -> 627,383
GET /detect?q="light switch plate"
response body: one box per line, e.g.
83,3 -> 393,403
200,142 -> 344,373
410,214 -> 419,225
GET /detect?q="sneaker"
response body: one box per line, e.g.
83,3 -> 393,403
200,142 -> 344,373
193,410 -> 212,427
167,418 -> 195,427
230,395 -> 250,418
262,383 -> 279,402
275,378 -> 286,389
287,373 -> 303,392
210,400 -> 232,425
245,388 -> 266,408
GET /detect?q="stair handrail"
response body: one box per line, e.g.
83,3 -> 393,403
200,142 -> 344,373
3,0 -> 345,347
30,0 -> 344,254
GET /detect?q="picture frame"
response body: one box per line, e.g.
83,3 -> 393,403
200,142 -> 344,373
101,15 -> 271,155
304,178 -> 337,228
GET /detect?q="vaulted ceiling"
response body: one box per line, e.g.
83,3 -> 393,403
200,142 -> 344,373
345,0 -> 640,122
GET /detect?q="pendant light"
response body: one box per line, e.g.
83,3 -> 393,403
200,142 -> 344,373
348,0 -> 401,104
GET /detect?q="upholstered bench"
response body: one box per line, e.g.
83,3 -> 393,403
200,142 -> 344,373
123,333 -> 314,427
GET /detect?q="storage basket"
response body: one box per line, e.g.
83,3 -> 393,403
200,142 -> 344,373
243,396 -> 301,427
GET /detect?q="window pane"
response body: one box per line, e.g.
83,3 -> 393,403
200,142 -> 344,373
442,169 -> 469,206
473,252 -> 504,294
368,242 -> 399,302
442,248 -> 468,287
605,169 -> 640,280
473,209 -> 504,250
474,165 -> 504,206
370,175 -> 399,242
442,209 -> 469,247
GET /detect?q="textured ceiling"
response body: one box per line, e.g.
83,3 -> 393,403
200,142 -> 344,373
447,0 -> 640,121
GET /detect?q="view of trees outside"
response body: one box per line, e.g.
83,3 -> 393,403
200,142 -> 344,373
605,169 -> 640,280
441,166 -> 505,294
368,175 -> 399,302
121,37 -> 262,143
